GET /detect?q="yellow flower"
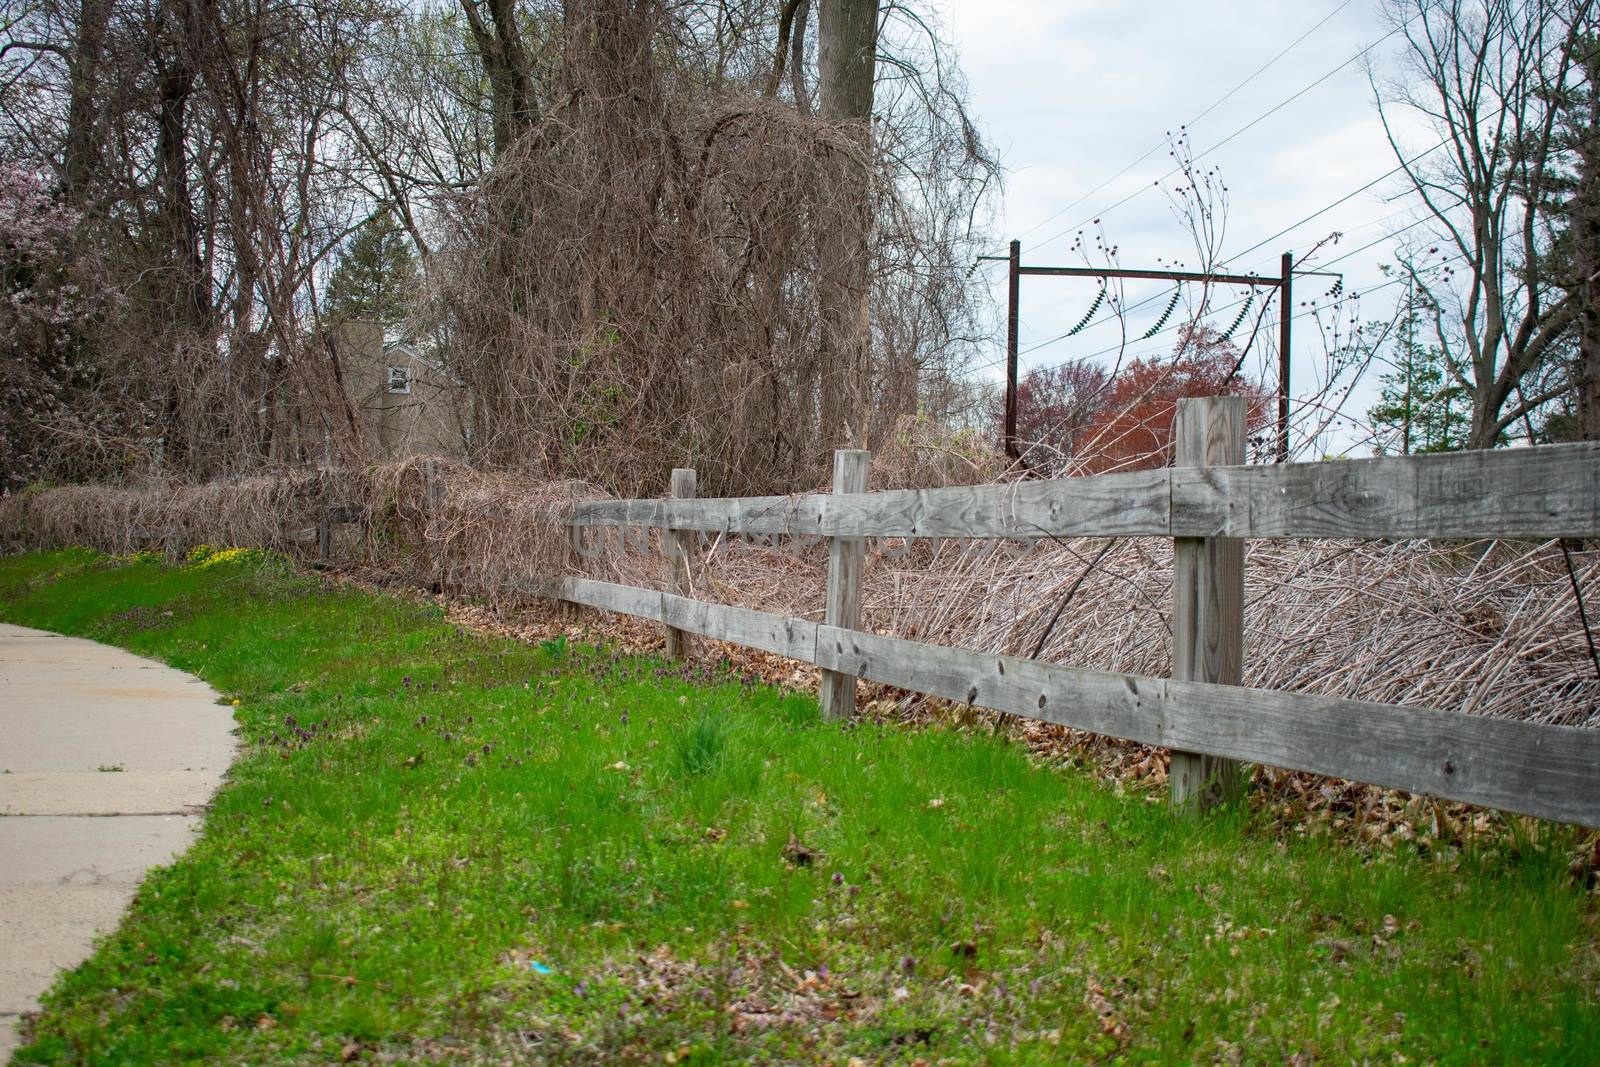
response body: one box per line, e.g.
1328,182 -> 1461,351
195,547 -> 262,569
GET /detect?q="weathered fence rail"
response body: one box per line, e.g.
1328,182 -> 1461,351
557,398 -> 1600,829
566,436 -> 1600,541
560,577 -> 1600,827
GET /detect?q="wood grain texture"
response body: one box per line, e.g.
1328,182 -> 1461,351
816,625 -> 1600,829
423,458 -> 446,587
820,450 -> 869,721
1169,441 -> 1600,539
557,578 -> 1600,828
563,578 -> 819,661
664,468 -> 696,661
569,441 -> 1600,541
563,524 -> 583,619
569,469 -> 1171,538
1170,398 -> 1245,812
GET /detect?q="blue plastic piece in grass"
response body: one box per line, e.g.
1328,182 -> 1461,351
528,960 -> 553,975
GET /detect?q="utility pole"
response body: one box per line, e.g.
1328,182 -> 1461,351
998,244 -> 1304,468
1278,251 -> 1293,464
1005,239 -> 1021,460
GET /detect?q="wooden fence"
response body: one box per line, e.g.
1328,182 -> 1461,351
557,397 -> 1600,829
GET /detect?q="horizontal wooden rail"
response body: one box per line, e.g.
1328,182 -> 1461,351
562,577 -> 1600,828
568,441 -> 1600,541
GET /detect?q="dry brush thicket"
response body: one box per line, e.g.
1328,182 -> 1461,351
427,0 -> 994,497
3,460 -> 1595,731
1,0 -> 995,497
433,96 -> 893,495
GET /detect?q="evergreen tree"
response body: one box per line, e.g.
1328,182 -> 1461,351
1368,301 -> 1472,454
324,212 -> 417,329
1545,29 -> 1600,439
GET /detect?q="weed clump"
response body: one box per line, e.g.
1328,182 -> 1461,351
675,713 -> 728,777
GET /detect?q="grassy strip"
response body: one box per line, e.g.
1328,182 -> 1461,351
1,548 -> 1596,1064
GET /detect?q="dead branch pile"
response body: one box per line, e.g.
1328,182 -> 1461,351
4,465 -> 1595,730
431,89 -> 919,497
2,469 -> 339,557
882,537 -> 1600,728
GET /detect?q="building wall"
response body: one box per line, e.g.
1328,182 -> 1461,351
334,322 -> 471,461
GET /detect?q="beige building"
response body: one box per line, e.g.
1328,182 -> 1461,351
334,322 -> 471,460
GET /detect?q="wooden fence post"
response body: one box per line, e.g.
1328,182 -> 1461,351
1170,396 -> 1246,814
820,449 -> 870,720
560,524 -> 583,620
664,468 -> 697,660
317,505 -> 333,564
421,458 -> 447,591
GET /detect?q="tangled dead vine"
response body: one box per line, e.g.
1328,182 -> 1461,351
426,4 -> 995,497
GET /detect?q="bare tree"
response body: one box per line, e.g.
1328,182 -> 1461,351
0,0 -> 996,492
418,0 -> 994,494
458,0 -> 542,159
1374,0 -> 1593,448
0,0 -> 389,477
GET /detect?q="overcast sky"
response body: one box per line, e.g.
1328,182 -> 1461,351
943,0 -> 1435,455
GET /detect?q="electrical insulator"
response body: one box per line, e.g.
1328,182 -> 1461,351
1139,286 -> 1182,340
1065,286 -> 1107,337
1220,290 -> 1255,341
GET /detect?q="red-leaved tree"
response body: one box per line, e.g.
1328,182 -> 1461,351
991,358 -> 1111,474
1070,327 -> 1271,473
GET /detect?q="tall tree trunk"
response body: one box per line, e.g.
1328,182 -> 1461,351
459,0 -> 537,159
818,0 -> 875,118
62,0 -> 111,204
816,0 -> 877,455
154,36 -> 208,334
146,0 -> 215,470
789,0 -> 812,113
1574,48 -> 1600,441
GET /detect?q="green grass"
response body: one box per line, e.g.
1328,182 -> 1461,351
1,548 -> 1596,1064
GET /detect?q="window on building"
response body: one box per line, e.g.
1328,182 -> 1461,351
387,366 -> 411,394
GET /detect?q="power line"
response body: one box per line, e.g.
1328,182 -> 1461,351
1007,0 -> 1360,247
1315,215 -> 1433,270
997,216 -> 1428,370
968,273 -> 1247,374
992,0 -> 1593,284
1218,10 -> 1600,268
993,213 -> 1421,374
992,247 -> 1460,378
958,279 -> 1204,378
1020,13 -> 1405,257
1228,204 -> 1423,276
1063,252 -> 1462,367
1218,142 -> 1446,267
1043,3 -> 1598,276
975,9 -> 1594,405
974,10 -> 1598,375
1020,286 -> 1182,357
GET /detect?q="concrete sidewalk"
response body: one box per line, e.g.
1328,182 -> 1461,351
0,625 -> 237,1061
